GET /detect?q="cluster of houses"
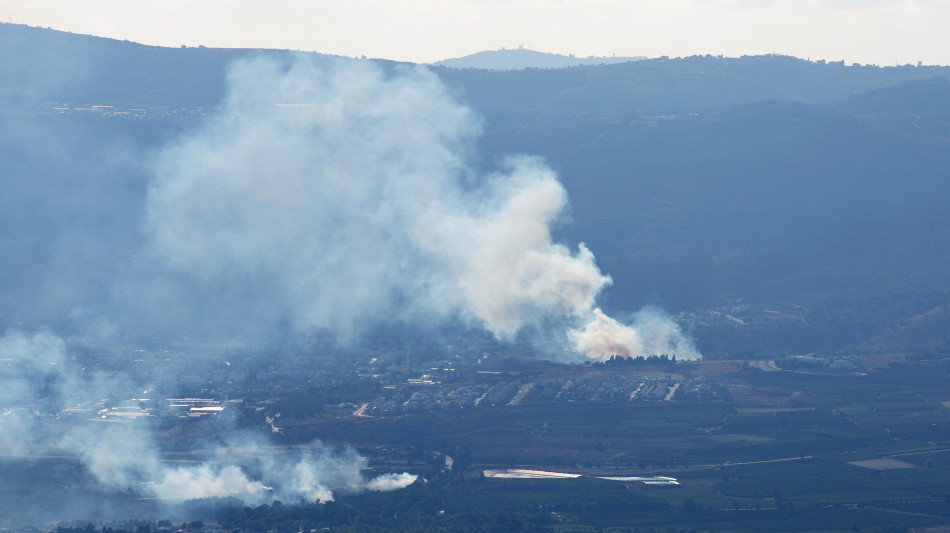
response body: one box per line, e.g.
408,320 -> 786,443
359,372 -> 727,417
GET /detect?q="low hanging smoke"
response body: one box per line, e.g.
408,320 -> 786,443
0,329 -> 417,506
145,55 -> 698,361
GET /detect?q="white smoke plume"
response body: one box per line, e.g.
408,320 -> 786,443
145,55 -> 698,361
570,307 -> 700,360
0,329 -> 417,506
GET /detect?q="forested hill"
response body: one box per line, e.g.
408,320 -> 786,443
435,54 -> 949,119
3,22 -> 950,357
0,23 -> 298,107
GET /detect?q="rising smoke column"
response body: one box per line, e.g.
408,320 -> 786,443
145,55 -> 698,361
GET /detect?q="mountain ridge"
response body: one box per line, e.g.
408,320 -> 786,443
432,46 -> 646,70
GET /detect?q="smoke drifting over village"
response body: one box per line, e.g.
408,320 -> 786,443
0,329 -> 416,507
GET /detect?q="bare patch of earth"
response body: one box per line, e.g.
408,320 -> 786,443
848,457 -> 920,470
704,433 -> 772,443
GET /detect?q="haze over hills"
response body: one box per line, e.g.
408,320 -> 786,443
0,22 -> 312,108
2,22 -> 950,357
432,45 -> 646,70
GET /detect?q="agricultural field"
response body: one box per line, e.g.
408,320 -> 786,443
239,354 -> 950,531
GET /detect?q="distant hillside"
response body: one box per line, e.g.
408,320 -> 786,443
433,47 -> 645,70
0,22 -> 329,108
823,76 -> 950,141
475,96 -> 950,355
436,55 -> 950,123
832,75 -> 950,115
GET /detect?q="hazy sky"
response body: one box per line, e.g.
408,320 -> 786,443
2,0 -> 947,66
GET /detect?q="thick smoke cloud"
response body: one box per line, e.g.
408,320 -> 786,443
145,55 -> 698,361
0,329 -> 416,507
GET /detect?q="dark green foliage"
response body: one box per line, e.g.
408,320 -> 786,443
269,377 -> 381,420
